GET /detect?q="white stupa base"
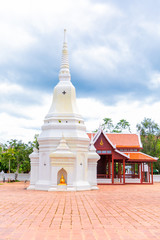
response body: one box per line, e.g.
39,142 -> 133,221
27,181 -> 98,191
73,181 -> 91,191
57,185 -> 67,191
48,186 -> 75,191
33,181 -> 51,191
27,184 -> 36,190
91,185 -> 99,190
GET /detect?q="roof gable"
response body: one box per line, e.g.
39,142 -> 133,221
94,132 -> 115,151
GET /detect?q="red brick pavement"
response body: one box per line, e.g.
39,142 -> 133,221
0,182 -> 160,240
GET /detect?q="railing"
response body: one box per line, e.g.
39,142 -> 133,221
97,173 -> 139,179
97,174 -> 109,178
125,174 -> 139,178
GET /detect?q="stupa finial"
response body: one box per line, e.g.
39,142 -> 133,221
59,29 -> 71,81
64,29 -> 67,43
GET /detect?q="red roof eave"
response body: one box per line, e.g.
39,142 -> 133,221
127,159 -> 157,162
124,152 -> 158,162
117,145 -> 142,149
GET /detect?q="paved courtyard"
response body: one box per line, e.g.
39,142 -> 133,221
0,182 -> 160,240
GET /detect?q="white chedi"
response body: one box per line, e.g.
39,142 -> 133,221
28,30 -> 100,191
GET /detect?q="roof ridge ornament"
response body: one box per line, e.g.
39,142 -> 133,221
59,29 -> 71,82
89,133 -> 96,152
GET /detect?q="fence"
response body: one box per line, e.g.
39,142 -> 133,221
0,173 -> 30,181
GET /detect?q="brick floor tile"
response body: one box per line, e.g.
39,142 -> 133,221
0,182 -> 160,240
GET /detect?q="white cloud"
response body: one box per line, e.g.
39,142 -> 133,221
0,22 -> 36,49
0,81 -> 23,94
0,81 -> 52,143
72,43 -> 131,78
0,93 -> 51,143
1,86 -> 160,143
77,97 -> 160,133
73,46 -> 119,72
0,0 -> 160,144
149,72 -> 160,89
139,21 -> 160,38
0,0 -> 121,33
0,0 -> 122,67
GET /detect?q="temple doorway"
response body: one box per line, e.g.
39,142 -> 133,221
113,161 -> 123,184
97,155 -> 112,179
97,156 -> 125,184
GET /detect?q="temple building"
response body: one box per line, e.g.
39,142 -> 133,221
28,30 -> 157,191
87,130 -> 157,184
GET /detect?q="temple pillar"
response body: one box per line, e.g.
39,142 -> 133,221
123,159 -> 125,184
108,159 -> 111,179
118,162 -> 120,178
151,162 -> 153,184
112,155 -> 114,184
120,162 -> 122,183
141,163 -> 143,183
148,163 -> 151,183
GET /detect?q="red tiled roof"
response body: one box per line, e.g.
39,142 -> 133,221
106,133 -> 141,148
87,133 -> 142,148
124,152 -> 157,162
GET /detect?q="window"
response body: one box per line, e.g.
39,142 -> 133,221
107,150 -> 111,154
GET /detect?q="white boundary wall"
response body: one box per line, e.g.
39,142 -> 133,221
1,173 -> 160,183
0,173 -> 30,181
153,175 -> 160,182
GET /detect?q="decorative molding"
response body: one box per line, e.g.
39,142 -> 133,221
42,124 -> 86,131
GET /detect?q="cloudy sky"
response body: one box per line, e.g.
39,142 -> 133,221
0,0 -> 160,143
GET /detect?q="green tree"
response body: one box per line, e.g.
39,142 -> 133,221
0,146 -> 16,173
113,119 -> 131,133
136,118 -> 160,136
0,139 -> 33,173
102,118 -> 114,132
136,118 -> 160,172
101,118 -> 131,133
33,134 -> 39,149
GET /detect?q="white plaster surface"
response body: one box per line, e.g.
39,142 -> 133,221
28,30 -> 99,191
